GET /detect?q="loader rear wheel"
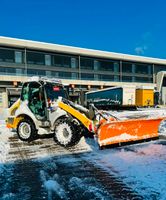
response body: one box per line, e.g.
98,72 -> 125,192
17,119 -> 37,142
54,118 -> 81,147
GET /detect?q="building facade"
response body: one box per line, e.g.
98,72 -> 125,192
0,36 -> 166,107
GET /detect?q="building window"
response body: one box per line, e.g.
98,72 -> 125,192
59,71 -> 71,78
154,65 -> 166,74
135,76 -> 153,83
0,67 -> 16,75
0,67 -> 6,73
27,52 -> 45,65
114,62 -> 119,73
15,51 -> 22,63
51,71 -> 59,78
94,74 -> 99,80
53,55 -> 71,68
45,55 -> 51,66
80,58 -> 94,70
81,73 -> 94,80
122,76 -> 133,82
98,74 -> 115,81
94,60 -> 99,70
71,58 -> 78,68
98,60 -> 114,71
38,70 -> 46,76
27,69 -> 45,76
16,68 -> 24,75
71,72 -> 78,79
122,62 -> 132,73
27,69 -> 37,75
114,75 -> 119,81
7,67 -> 16,74
46,71 -> 52,77
135,63 -> 152,75
0,49 -> 14,62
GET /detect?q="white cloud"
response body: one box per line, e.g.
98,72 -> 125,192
134,31 -> 152,55
135,45 -> 148,55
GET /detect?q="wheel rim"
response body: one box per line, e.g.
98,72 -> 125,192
18,122 -> 31,139
55,123 -> 72,145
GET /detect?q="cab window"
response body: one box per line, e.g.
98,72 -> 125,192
44,83 -> 67,101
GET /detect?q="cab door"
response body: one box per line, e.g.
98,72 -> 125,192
21,81 -> 47,120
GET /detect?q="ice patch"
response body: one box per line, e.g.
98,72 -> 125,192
1,193 -> 16,200
69,177 -> 109,199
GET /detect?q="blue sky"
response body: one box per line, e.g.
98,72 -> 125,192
0,0 -> 166,58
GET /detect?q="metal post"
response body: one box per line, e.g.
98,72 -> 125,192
78,55 -> 81,80
120,60 -> 122,82
24,48 -> 27,76
152,64 -> 155,83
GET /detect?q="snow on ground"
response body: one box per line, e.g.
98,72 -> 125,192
1,107 -> 166,199
82,138 -> 166,199
0,120 -> 11,166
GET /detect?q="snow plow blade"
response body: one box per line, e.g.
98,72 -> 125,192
97,117 -> 165,147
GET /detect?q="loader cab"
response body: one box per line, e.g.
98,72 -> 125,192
21,80 -> 68,120
21,81 -> 47,120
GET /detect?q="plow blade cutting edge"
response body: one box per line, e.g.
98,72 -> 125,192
97,117 -> 165,147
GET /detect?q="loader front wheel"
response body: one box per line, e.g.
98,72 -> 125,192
54,118 -> 81,147
17,119 -> 36,142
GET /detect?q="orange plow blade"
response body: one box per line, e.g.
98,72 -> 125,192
97,117 -> 165,147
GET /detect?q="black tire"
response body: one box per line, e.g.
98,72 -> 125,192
17,118 -> 37,142
54,118 -> 81,147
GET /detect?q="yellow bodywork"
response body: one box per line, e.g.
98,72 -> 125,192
6,116 -> 23,129
136,89 -> 154,107
58,101 -> 93,130
6,98 -> 23,129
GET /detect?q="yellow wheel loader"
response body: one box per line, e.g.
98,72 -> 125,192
6,77 -> 165,148
6,77 -> 84,146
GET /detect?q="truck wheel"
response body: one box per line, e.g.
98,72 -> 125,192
17,119 -> 36,142
54,118 -> 81,147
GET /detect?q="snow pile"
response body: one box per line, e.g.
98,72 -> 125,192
40,170 -> 67,199
0,109 -> 9,120
99,133 -> 138,146
110,108 -> 166,120
159,120 -> 166,135
0,120 -> 10,164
